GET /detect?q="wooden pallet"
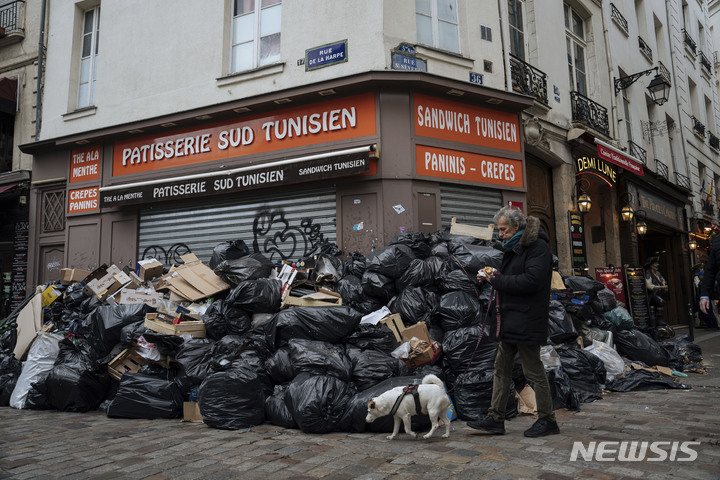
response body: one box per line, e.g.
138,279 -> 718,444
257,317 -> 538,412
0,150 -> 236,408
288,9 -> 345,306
450,217 -> 494,240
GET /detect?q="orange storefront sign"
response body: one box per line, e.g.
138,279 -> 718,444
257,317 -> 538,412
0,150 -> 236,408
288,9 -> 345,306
112,93 -> 377,176
414,93 -> 521,152
415,145 -> 524,188
68,186 -> 99,213
69,146 -> 101,183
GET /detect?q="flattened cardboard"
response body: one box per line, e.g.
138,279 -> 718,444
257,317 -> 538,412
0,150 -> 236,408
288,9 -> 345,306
183,402 -> 204,423
163,253 -> 229,301
60,268 -> 91,286
115,289 -> 163,308
401,321 -> 432,343
281,287 -> 342,308
13,294 -> 43,360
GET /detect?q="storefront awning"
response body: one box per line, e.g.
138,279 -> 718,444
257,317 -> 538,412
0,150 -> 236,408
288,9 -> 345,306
594,138 -> 644,176
0,183 -> 17,194
99,145 -> 376,208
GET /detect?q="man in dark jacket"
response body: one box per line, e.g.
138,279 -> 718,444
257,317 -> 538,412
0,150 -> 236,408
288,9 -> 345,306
467,206 -> 559,437
700,234 -> 720,323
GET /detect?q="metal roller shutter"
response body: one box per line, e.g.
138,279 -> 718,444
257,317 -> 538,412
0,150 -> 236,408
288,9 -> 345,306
440,184 -> 503,229
138,187 -> 336,264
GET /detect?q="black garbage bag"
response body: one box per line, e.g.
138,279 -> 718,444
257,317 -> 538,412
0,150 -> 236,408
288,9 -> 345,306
198,361 -> 266,430
209,240 -> 250,270
288,339 -> 352,382
340,375 -> 433,433
0,324 -> 17,353
206,335 -> 247,369
119,321 -> 152,348
64,282 -> 88,309
106,373 -> 183,419
392,287 -> 439,326
430,242 -> 450,257
595,288 -> 617,312
272,306 -> 361,347
442,326 -> 497,373
87,304 -> 149,357
390,232 -> 431,259
346,345 -> 408,392
337,275 -> 364,305
44,339 -> 112,412
547,300 -> 578,344
438,291 -> 482,331
365,245 -> 416,279
396,259 -> 435,291
43,300 -> 65,328
0,353 -> 22,406
546,367 -> 581,411
663,335 -> 703,364
234,327 -> 275,361
353,297 -> 387,315
344,323 -> 398,354
314,254 -> 343,283
141,332 -> 185,357
449,244 -> 503,273
236,352 -> 274,398
265,385 -> 297,429
556,346 -> 605,403
343,251 -> 367,278
174,338 -> 215,385
226,278 -> 283,313
361,270 -> 396,302
440,269 -> 480,295
615,329 -> 673,367
265,346 -> 294,384
564,276 -> 605,294
213,253 -> 274,285
284,373 -> 352,434
200,299 -> 227,340
449,370 -> 517,421
605,368 -> 688,392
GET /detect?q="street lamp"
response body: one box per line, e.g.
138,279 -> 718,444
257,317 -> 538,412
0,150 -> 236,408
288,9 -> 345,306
614,66 -> 671,106
575,178 -> 592,213
689,237 -> 698,250
620,193 -> 634,222
635,210 -> 648,236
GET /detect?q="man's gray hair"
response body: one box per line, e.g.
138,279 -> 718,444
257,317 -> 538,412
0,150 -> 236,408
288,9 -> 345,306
493,206 -> 527,230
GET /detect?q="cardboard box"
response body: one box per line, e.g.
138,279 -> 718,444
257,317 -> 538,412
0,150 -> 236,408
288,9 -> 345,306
59,268 -> 92,286
145,313 -> 206,338
399,321 -> 442,369
83,264 -> 123,298
115,289 -> 163,308
182,402 -> 204,423
379,314 -> 405,343
281,287 -> 342,308
136,259 -> 164,281
161,253 -> 230,301
41,285 -> 62,307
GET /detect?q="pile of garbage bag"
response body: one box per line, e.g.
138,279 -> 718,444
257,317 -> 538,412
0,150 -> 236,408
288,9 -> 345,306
0,231 -> 700,434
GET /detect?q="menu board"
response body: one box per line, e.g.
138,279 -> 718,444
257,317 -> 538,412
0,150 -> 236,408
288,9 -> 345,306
595,267 -> 626,307
568,212 -> 587,275
624,267 -> 649,325
10,221 -> 29,312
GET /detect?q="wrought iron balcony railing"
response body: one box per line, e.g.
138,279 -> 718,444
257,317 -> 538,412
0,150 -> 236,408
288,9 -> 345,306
0,1 -> 23,36
638,36 -> 652,61
570,91 -> 609,136
656,159 -> 669,180
710,132 -> 720,150
692,116 -> 706,139
683,29 -> 697,55
675,171 -> 691,190
701,51 -> 713,74
509,54 -> 549,106
610,3 -> 628,35
628,141 -> 647,164
658,61 -> 671,86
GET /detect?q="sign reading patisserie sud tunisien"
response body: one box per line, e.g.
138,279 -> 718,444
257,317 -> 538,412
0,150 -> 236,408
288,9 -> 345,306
111,93 -> 377,176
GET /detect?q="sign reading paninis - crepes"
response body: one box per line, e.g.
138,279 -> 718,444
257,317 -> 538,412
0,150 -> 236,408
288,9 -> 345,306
101,151 -> 369,208
112,93 -> 376,176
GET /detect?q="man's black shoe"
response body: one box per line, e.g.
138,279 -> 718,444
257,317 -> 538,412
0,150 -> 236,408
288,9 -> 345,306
524,418 -> 560,437
467,415 -> 505,435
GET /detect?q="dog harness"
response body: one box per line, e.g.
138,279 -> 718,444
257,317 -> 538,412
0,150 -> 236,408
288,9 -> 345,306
389,384 -> 423,416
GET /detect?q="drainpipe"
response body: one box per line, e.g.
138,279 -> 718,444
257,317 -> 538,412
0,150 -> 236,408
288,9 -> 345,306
497,0 -> 512,91
35,0 -> 47,141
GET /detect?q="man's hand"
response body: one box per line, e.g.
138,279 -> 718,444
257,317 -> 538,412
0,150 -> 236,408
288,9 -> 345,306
700,297 -> 711,314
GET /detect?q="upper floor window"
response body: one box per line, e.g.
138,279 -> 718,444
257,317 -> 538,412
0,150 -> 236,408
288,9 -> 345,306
565,4 -> 586,96
78,6 -> 100,109
508,0 -> 525,60
416,0 -> 460,53
231,0 -> 281,73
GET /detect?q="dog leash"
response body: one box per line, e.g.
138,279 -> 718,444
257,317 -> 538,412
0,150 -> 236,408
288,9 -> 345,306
389,384 -> 423,416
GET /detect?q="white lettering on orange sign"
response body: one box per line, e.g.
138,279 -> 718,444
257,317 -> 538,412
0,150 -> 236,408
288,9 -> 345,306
68,187 -> 99,212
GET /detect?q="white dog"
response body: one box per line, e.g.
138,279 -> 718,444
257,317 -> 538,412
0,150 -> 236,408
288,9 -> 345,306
365,374 -> 451,440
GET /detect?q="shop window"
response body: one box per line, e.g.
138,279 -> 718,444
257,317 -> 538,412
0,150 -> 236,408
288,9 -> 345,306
77,6 -> 100,109
42,190 -> 65,233
416,0 -> 460,53
565,3 -> 587,96
231,0 -> 282,73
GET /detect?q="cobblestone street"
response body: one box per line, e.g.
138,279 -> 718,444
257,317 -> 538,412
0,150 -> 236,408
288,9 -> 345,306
1,329 -> 719,480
